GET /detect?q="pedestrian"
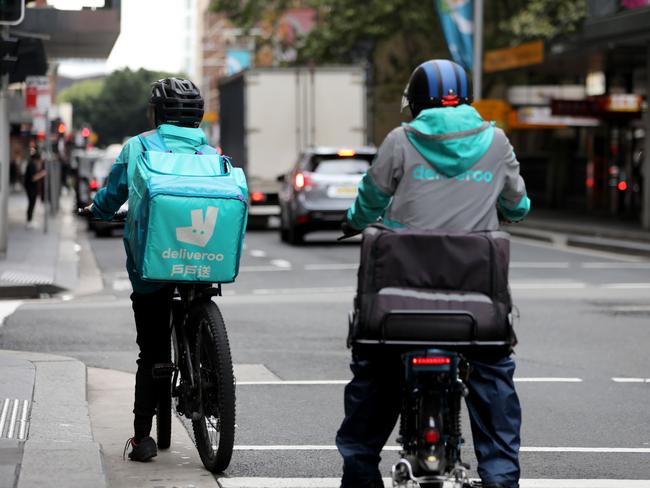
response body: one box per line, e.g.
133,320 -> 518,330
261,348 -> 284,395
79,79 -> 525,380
85,78 -> 207,462
337,59 -> 531,488
23,151 -> 46,229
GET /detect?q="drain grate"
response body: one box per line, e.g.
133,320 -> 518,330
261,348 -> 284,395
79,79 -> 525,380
0,398 -> 30,440
0,270 -> 52,285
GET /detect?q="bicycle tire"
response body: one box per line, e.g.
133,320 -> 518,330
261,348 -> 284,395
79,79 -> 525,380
190,301 -> 235,473
156,332 -> 173,450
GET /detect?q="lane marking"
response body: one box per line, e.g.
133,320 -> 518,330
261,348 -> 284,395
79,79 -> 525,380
601,283 -> 650,289
0,300 -> 23,327
510,236 -> 643,262
231,445 -> 650,453
252,286 -> 355,295
612,377 -> 650,383
240,266 -> 291,273
510,262 -> 570,269
249,250 -> 268,258
581,262 -> 650,269
237,378 -> 583,386
610,305 -> 650,313
270,259 -> 292,269
217,479 -> 650,488
304,264 -> 358,271
511,282 -> 587,290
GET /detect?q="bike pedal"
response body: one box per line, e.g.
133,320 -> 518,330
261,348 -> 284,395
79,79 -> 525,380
152,362 -> 176,378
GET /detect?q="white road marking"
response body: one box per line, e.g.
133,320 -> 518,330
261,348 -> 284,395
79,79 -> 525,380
0,300 -> 22,327
304,263 -> 358,271
218,479 -> 650,488
511,236 -> 643,261
252,286 -> 355,295
231,445 -> 650,453
511,281 -> 587,290
581,262 -> 650,269
270,259 -> 292,269
515,377 -> 583,382
612,377 -> 650,383
112,278 -> 133,291
610,305 -> 650,313
240,266 -> 291,273
237,378 -> 581,386
510,262 -> 570,269
249,250 -> 268,258
601,283 -> 650,289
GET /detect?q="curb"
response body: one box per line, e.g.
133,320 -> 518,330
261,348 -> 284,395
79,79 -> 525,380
1,351 -> 107,488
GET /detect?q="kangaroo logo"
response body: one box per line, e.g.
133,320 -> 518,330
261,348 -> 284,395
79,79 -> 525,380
176,207 -> 219,247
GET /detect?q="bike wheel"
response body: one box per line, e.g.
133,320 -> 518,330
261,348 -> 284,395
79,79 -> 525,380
156,333 -> 172,450
190,301 -> 235,473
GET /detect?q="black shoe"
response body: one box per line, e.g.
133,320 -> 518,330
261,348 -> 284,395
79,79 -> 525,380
123,436 -> 157,462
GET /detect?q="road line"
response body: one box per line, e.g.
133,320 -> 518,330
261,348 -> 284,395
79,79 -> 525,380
600,283 -> 650,289
581,262 -> 650,269
237,377 -> 582,386
304,263 -> 358,271
252,286 -> 355,295
510,262 -> 570,269
217,479 -> 650,488
510,236 -> 643,261
231,445 -> 650,453
612,377 -> 649,383
610,305 -> 650,313
511,282 -> 587,290
239,266 -> 291,273
270,259 -> 292,269
249,250 -> 268,258
0,300 -> 22,327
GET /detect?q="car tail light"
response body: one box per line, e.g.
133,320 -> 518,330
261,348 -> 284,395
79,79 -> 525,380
618,181 -> 628,191
89,179 -> 99,191
251,191 -> 266,203
412,357 -> 451,366
294,172 -> 317,191
337,149 -> 356,157
423,428 -> 440,445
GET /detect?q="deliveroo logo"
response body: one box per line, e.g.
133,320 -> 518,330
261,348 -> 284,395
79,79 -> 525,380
176,207 -> 219,248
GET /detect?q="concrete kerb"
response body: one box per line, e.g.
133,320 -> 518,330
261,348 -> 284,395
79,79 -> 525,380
0,350 -> 107,488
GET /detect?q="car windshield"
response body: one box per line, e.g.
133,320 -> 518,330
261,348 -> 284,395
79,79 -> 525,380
309,156 -> 372,175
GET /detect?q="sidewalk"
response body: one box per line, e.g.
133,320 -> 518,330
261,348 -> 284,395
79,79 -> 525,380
0,192 -> 102,299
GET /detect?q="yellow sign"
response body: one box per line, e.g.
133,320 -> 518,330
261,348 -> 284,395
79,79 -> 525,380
484,41 -> 544,73
473,99 -> 510,128
202,111 -> 218,123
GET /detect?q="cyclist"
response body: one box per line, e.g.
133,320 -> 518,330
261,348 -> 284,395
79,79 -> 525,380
337,60 -> 530,488
85,78 -> 206,462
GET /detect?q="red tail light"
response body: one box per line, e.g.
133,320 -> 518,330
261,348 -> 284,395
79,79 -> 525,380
89,179 -> 99,191
618,181 -> 628,191
294,172 -> 317,191
251,191 -> 266,203
424,428 -> 440,444
412,357 -> 451,366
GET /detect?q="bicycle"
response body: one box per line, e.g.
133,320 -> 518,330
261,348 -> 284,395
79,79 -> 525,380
79,208 -> 236,472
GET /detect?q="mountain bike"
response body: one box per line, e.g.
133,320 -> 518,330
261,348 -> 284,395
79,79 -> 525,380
79,208 -> 235,472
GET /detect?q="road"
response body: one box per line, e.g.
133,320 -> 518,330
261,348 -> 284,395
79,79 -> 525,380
2,221 -> 650,486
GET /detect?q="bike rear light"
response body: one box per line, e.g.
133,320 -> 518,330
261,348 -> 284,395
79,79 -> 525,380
89,179 -> 99,191
337,149 -> 356,157
424,428 -> 440,444
412,357 -> 451,366
251,191 -> 266,203
618,181 -> 628,191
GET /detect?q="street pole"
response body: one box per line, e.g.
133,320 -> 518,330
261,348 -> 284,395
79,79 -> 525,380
0,25 -> 10,257
473,0 -> 483,101
643,42 -> 650,230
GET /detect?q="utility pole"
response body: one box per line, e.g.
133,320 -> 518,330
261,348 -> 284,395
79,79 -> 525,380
0,25 -> 10,256
472,0 -> 484,101
642,42 -> 650,230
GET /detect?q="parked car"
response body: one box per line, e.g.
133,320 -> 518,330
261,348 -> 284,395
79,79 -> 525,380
71,147 -> 105,209
278,146 -> 376,244
86,144 -> 125,237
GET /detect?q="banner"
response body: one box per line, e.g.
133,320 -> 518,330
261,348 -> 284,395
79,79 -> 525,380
435,0 -> 474,70
226,49 -> 252,76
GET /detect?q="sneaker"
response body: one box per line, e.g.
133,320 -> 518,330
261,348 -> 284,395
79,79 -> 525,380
123,436 -> 157,462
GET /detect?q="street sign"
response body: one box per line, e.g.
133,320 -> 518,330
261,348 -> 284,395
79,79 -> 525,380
484,40 -> 544,73
0,0 -> 24,26
25,75 -> 50,111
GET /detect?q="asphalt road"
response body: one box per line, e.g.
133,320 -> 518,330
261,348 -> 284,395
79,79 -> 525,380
2,221 -> 650,485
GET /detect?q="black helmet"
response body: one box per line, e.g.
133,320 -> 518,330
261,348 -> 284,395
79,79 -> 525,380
150,78 -> 204,128
401,59 -> 472,117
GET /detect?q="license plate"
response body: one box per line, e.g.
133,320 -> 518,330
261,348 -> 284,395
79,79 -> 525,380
329,186 -> 358,198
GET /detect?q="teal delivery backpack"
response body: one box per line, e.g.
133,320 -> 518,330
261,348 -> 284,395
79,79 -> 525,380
126,130 -> 248,283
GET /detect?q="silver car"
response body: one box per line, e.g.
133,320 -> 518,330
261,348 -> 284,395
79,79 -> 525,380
278,146 -> 376,244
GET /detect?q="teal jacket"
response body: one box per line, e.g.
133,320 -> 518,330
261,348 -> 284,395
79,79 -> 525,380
347,105 -> 531,231
92,124 -> 211,293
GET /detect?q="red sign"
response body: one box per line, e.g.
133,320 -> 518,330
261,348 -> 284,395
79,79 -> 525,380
25,85 -> 37,109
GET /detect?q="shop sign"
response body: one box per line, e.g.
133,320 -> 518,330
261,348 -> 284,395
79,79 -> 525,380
25,76 -> 50,111
606,94 -> 642,112
484,41 -> 544,73
508,85 -> 586,106
511,106 -> 599,129
472,99 -> 510,128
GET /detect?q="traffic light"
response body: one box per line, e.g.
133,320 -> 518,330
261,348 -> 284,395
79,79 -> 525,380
0,0 -> 25,26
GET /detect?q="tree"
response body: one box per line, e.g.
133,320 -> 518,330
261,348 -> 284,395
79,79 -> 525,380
59,68 -> 180,146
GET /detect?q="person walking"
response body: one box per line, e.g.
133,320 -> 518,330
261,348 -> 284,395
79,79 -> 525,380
23,152 -> 46,229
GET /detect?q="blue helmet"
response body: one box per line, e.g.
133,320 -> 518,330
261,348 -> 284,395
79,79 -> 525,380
401,59 -> 472,115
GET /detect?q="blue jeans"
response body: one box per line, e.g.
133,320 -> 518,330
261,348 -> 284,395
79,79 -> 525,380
335,348 -> 521,488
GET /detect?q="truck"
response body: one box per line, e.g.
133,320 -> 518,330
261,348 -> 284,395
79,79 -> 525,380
218,66 -> 368,226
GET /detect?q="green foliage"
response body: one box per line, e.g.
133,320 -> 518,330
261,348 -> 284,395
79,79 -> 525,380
497,0 -> 587,43
61,68 -> 180,146
210,0 -> 301,31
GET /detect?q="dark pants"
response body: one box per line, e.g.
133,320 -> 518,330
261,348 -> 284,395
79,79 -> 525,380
336,348 -> 521,488
130,285 -> 175,440
26,190 -> 38,222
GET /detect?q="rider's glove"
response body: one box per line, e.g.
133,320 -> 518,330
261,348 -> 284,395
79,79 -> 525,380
339,218 -> 362,240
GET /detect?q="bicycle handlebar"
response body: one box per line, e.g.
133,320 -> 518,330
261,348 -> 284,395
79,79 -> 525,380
77,207 -> 127,222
